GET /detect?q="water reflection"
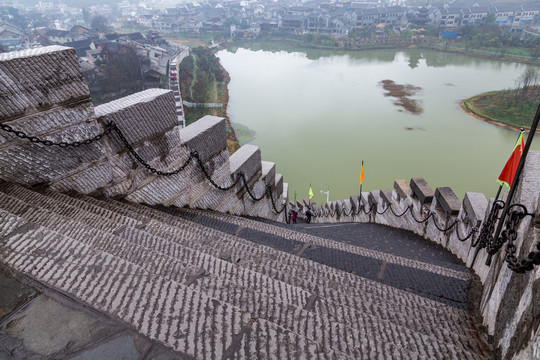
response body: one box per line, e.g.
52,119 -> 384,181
219,46 -> 540,204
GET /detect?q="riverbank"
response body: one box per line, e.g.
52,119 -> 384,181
461,89 -> 540,134
225,37 -> 540,67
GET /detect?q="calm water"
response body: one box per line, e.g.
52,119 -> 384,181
218,46 -> 540,205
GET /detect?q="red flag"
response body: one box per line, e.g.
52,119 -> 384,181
497,131 -> 524,189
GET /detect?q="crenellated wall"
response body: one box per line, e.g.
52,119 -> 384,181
1,45 -> 540,360
0,46 -> 287,222
309,153 -> 540,360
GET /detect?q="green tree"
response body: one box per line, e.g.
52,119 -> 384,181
91,15 -> 112,33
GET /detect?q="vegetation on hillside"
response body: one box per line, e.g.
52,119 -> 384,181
179,47 -> 240,153
461,68 -> 540,129
88,44 -> 146,105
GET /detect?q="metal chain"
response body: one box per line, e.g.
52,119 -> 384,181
389,204 -> 411,217
0,121 -> 286,217
475,200 -> 505,248
503,205 -> 538,273
376,204 -> 391,215
455,222 -> 478,242
430,213 -> 459,232
1,123 -> 113,147
409,207 -> 432,224
485,203 -> 520,256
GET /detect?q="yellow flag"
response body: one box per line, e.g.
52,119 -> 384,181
309,184 -> 314,199
360,161 -> 364,185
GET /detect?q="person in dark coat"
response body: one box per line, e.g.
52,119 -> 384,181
305,209 -> 313,224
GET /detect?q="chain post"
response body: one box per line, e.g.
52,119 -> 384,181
486,104 -> 540,266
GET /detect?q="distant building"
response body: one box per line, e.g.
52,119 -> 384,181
0,22 -> 23,50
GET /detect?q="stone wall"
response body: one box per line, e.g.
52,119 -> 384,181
0,46 -> 287,222
310,152 -> 540,360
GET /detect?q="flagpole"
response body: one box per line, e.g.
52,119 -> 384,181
471,129 -> 524,267
359,160 -> 364,207
486,107 -> 540,266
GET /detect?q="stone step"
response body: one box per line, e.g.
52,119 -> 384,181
0,190 -> 429,358
60,192 -> 488,358
181,207 -> 470,281
1,213 -> 353,360
0,184 -> 488,358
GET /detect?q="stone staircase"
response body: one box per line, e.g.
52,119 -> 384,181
0,182 -> 491,359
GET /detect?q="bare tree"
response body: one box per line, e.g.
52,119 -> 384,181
515,67 -> 539,101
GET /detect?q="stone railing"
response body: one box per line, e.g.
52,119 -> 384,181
303,152 -> 540,360
0,46 -> 287,222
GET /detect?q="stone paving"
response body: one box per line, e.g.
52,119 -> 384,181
0,183 -> 493,359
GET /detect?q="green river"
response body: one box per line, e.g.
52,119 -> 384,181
217,45 -> 540,205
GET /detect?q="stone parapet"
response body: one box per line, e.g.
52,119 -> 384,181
180,115 -> 227,163
435,187 -> 461,215
229,144 -> 262,195
409,177 -> 434,204
0,46 -> 91,120
0,45 -> 285,223
393,179 -> 409,199
310,152 -> 540,360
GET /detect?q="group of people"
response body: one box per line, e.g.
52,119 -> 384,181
288,208 -> 314,224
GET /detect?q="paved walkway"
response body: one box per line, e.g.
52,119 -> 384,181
0,184 -> 491,359
163,208 -> 475,309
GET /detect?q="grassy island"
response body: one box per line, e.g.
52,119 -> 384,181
461,86 -> 539,131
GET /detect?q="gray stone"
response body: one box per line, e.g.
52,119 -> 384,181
409,178 -> 434,204
435,187 -> 461,215
0,273 -> 36,321
180,116 -> 227,163
393,179 -> 410,199
275,174 -> 284,196
69,335 -> 142,360
5,296 -> 117,357
261,161 -> 276,187
229,144 -> 262,195
368,190 -> 380,208
350,195 -> 360,212
463,192 -> 488,228
379,189 -> 392,206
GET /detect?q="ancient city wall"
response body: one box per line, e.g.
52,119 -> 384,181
309,153 -> 540,359
0,46 -> 287,222
1,45 -> 539,359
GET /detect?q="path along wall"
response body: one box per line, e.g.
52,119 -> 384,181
0,46 -> 287,222
308,152 -> 540,360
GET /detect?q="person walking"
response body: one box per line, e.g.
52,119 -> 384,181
291,209 -> 297,224
305,209 -> 314,224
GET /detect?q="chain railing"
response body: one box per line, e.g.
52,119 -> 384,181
0,121 -> 288,222
4,121 -> 539,272
315,200 -> 478,240
311,195 -> 539,273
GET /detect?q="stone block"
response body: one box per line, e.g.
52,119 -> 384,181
0,46 -> 91,119
379,189 -> 392,206
329,201 -> 335,212
350,195 -> 361,212
261,161 -> 276,187
282,182 -> 288,204
336,200 -> 345,215
394,179 -> 409,199
180,116 -> 227,163
434,187 -> 461,215
463,192 -> 488,228
410,178 -> 434,204
368,190 -> 380,208
275,174 -> 283,196
96,89 -> 178,151
229,144 -> 261,195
